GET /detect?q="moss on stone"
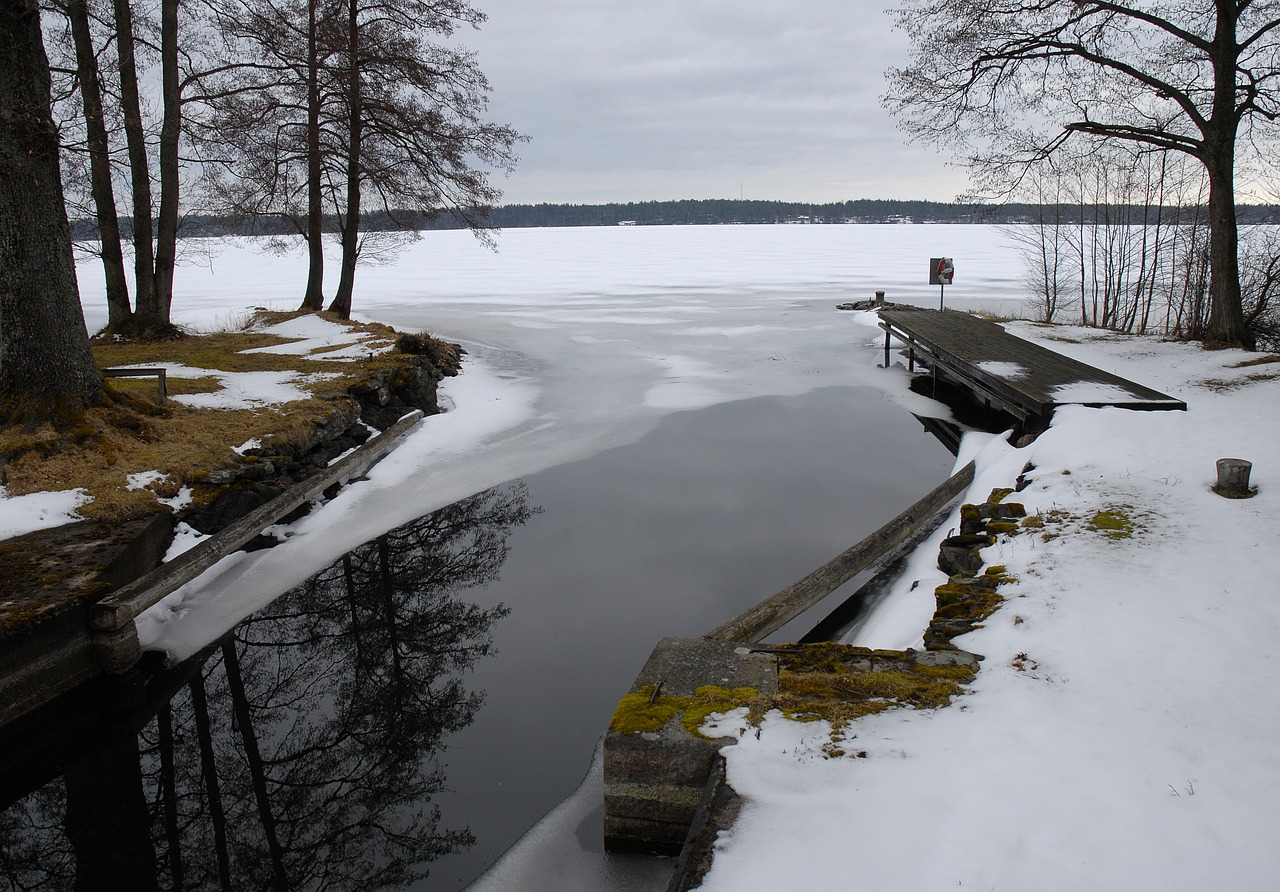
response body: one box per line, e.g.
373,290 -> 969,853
609,685 -> 682,734
608,684 -> 760,739
680,686 -> 761,736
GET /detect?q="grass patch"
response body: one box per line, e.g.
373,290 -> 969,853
1201,372 -> 1280,391
970,310 -> 1021,323
1230,354 -> 1280,368
1,311 -> 450,524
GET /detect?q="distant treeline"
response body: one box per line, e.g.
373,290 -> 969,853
71,199 -> 1280,240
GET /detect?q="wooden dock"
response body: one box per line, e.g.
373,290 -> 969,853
879,309 -> 1186,433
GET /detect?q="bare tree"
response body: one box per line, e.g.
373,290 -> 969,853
59,0 -> 134,332
325,0 -> 522,318
1,0 -> 104,428
886,0 -> 1280,349
193,0 -> 336,310
199,0 -> 520,320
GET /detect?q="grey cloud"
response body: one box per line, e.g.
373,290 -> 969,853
464,0 -> 970,203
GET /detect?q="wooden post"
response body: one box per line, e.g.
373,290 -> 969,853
883,329 -> 891,368
874,290 -> 885,307
1215,458 -> 1254,498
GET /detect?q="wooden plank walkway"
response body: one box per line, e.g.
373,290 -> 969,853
879,310 -> 1186,431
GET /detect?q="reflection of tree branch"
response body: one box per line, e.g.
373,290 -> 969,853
221,638 -> 290,891
171,483 -> 530,887
3,483 -> 535,889
157,704 -> 185,889
189,671 -> 233,891
0,787 -> 74,888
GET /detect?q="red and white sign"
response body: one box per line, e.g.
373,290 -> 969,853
930,257 -> 955,286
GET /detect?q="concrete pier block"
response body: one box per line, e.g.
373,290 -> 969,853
602,637 -> 777,854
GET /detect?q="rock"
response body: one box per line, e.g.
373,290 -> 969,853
937,533 -> 990,577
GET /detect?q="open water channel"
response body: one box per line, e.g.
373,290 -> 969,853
3,224 -> 1023,889
0,385 -> 954,891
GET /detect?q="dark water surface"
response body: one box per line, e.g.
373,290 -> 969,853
0,386 -> 952,891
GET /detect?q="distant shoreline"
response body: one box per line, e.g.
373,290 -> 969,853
70,198 -> 1280,241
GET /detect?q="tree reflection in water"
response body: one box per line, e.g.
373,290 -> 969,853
0,483 -> 536,891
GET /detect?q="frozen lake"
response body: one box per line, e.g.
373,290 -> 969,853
79,223 -> 1027,540
6,224 -> 1032,888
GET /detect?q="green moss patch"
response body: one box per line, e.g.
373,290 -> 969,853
608,643 -> 983,746
771,645 -> 977,731
1087,508 -> 1137,539
609,684 -> 761,738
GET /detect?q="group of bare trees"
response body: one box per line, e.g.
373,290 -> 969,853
1003,147 -> 1280,347
49,0 -> 519,326
185,0 -> 519,317
887,0 -> 1280,350
1,0 -> 516,428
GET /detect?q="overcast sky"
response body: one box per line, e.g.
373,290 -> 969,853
463,0 -> 973,205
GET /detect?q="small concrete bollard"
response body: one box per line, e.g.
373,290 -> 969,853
874,290 -> 886,306
1215,458 -> 1255,498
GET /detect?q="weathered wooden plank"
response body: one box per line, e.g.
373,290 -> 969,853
90,410 -> 425,633
705,460 -> 976,643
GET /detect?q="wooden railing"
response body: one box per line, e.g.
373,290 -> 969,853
705,460 -> 975,643
91,410 -> 426,672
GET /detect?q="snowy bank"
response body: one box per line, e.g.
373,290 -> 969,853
694,321 -> 1280,891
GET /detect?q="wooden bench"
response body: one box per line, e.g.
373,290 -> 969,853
103,367 -> 168,401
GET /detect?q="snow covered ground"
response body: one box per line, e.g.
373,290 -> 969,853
693,315 -> 1280,891
4,225 -> 1276,888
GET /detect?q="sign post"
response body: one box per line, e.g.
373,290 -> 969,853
929,257 -> 954,309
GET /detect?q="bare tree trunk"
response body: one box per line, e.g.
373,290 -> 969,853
328,0 -> 360,320
152,0 -> 180,327
157,703 -> 186,889
111,0 -> 158,325
1,0 -> 104,427
63,729 -> 159,891
67,0 -> 132,332
1204,0 -> 1252,348
1205,152 -> 1250,347
299,0 -> 325,311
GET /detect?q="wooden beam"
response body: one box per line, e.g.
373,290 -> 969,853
705,460 -> 976,643
90,410 -> 425,634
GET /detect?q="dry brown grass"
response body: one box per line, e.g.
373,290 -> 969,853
0,312 -> 409,524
